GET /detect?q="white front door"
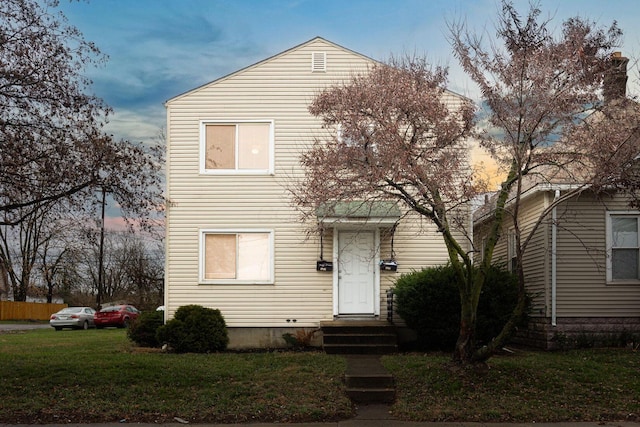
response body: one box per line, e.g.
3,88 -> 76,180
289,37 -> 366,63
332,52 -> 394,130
337,230 -> 376,315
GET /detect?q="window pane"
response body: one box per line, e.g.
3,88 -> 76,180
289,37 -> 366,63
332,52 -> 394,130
612,217 -> 638,247
205,234 -> 236,279
237,123 -> 269,170
206,125 -> 235,169
612,248 -> 639,280
237,233 -> 270,280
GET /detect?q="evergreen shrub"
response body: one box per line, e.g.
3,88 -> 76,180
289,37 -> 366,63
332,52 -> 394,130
156,305 -> 229,353
393,264 -> 523,351
127,309 -> 164,348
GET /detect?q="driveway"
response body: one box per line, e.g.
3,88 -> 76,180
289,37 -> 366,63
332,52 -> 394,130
0,323 -> 50,332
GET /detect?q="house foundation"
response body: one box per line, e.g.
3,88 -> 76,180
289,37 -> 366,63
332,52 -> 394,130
514,317 -> 640,350
226,327 -> 323,350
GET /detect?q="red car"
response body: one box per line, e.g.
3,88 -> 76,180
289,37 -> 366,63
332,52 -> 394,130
94,305 -> 140,329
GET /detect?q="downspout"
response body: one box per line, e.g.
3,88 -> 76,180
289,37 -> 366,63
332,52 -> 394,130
469,203 -> 474,264
551,189 -> 560,327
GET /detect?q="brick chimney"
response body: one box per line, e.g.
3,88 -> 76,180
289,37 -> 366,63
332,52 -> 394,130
603,51 -> 628,103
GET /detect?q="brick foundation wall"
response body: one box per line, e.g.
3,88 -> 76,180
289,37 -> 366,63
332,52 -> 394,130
513,317 -> 640,350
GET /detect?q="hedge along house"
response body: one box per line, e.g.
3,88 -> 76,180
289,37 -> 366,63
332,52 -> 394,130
164,37 -> 472,349
473,55 -> 640,350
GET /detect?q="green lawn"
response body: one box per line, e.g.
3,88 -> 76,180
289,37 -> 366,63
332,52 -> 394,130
0,328 -> 639,424
384,348 -> 640,422
0,328 -> 350,423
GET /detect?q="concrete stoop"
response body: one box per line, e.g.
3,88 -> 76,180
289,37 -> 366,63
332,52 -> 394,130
344,355 -> 395,404
321,320 -> 398,355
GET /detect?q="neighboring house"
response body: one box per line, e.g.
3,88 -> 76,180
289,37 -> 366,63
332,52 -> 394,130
474,54 -> 640,350
474,186 -> 640,349
164,37 -> 471,348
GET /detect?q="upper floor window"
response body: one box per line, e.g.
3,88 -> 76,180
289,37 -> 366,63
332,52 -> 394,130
607,212 -> 640,282
200,121 -> 274,174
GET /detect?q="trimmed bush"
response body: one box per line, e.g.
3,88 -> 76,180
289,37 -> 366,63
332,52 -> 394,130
393,265 -> 460,351
393,264 -> 523,351
127,310 -> 164,348
476,265 -> 523,345
156,305 -> 229,353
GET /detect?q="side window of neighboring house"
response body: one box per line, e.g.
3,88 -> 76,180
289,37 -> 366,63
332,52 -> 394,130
200,230 -> 274,284
201,121 -> 274,174
508,231 -> 517,272
607,213 -> 640,282
479,237 -> 488,262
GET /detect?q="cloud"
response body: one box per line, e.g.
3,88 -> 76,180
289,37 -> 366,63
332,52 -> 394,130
64,1 -> 269,137
104,106 -> 165,143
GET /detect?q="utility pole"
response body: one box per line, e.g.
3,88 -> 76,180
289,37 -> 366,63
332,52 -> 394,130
97,187 -> 106,310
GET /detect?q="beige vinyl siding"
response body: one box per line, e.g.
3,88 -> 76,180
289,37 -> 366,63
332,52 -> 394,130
165,38 -> 469,327
379,210 -> 469,309
477,192 -> 550,317
475,189 -> 640,321
520,193 -> 551,318
555,192 -> 640,317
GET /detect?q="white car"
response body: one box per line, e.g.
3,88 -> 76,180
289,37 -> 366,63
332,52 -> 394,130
49,307 -> 96,331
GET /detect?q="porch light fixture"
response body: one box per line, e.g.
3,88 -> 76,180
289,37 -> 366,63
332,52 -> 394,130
380,221 -> 399,272
317,259 -> 333,271
379,259 -> 398,271
316,225 -> 333,272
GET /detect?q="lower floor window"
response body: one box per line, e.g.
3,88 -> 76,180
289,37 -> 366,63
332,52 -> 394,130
202,231 -> 273,283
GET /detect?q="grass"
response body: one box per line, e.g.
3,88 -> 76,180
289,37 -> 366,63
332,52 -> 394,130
383,349 -> 640,422
0,328 -> 350,423
1,328 -> 639,423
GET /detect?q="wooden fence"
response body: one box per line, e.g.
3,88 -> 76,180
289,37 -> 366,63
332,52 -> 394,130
0,301 -> 67,321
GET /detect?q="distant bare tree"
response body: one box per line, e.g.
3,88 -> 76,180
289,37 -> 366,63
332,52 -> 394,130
38,219 -> 86,303
119,238 -> 164,310
0,0 -> 164,227
0,201 -> 63,301
80,231 -> 163,309
0,0 -> 165,302
0,0 -> 107,223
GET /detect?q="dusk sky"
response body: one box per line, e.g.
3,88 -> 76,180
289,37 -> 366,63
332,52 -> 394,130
56,0 -> 640,148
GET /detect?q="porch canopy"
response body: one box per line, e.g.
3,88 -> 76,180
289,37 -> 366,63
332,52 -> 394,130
315,200 -> 401,226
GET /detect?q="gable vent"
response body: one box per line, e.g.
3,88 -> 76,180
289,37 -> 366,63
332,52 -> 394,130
312,52 -> 326,72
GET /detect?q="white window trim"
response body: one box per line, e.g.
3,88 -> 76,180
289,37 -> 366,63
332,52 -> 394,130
199,120 -> 275,175
605,211 -> 640,284
507,229 -> 517,272
199,229 -> 275,285
480,237 -> 488,262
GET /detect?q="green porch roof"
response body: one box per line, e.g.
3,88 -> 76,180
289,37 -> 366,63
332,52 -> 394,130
315,201 -> 401,220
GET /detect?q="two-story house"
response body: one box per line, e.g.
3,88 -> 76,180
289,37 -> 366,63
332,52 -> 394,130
164,37 -> 470,349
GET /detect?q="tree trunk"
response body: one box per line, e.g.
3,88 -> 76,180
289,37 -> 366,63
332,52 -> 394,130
472,260 -> 528,361
453,287 -> 479,363
13,283 -> 27,301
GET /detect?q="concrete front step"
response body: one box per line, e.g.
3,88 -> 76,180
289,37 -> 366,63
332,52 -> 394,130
346,388 -> 395,404
323,333 -> 397,345
321,320 -> 398,355
345,373 -> 394,389
324,343 -> 397,354
344,355 -> 396,404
